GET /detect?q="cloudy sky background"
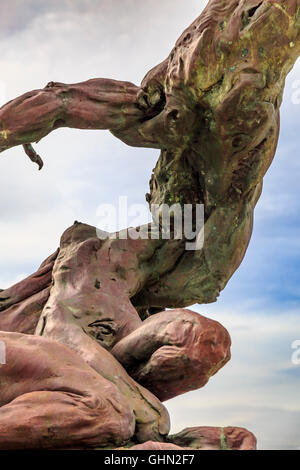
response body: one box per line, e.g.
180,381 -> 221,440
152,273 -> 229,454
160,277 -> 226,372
0,0 -> 299,450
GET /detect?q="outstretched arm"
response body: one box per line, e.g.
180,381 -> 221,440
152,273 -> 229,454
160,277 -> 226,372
0,78 -> 151,167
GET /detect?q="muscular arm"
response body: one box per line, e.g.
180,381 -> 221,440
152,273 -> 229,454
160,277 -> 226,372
0,78 -> 151,167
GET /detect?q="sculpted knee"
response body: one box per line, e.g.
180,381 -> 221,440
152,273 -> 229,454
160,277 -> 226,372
112,308 -> 231,401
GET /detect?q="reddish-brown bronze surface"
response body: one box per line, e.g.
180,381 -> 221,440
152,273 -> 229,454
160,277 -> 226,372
0,0 -> 299,449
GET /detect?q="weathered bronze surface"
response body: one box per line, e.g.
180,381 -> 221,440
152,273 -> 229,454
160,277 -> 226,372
0,0 -> 299,449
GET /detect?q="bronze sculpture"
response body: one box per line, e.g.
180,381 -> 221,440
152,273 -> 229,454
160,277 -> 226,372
0,0 -> 299,449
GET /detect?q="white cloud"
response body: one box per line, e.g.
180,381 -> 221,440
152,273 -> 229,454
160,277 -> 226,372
166,309 -> 300,450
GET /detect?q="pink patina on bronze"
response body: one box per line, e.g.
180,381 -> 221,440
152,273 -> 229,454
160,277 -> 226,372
0,0 -> 299,450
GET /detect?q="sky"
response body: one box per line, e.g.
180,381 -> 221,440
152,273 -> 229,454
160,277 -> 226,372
0,0 -> 299,450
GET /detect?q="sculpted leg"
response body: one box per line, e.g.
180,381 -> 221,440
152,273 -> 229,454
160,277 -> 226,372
0,390 -> 133,450
0,331 -> 135,449
112,309 -> 231,401
120,426 -> 257,450
34,313 -> 170,444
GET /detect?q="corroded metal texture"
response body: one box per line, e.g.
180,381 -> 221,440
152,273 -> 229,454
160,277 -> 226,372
0,0 -> 299,450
